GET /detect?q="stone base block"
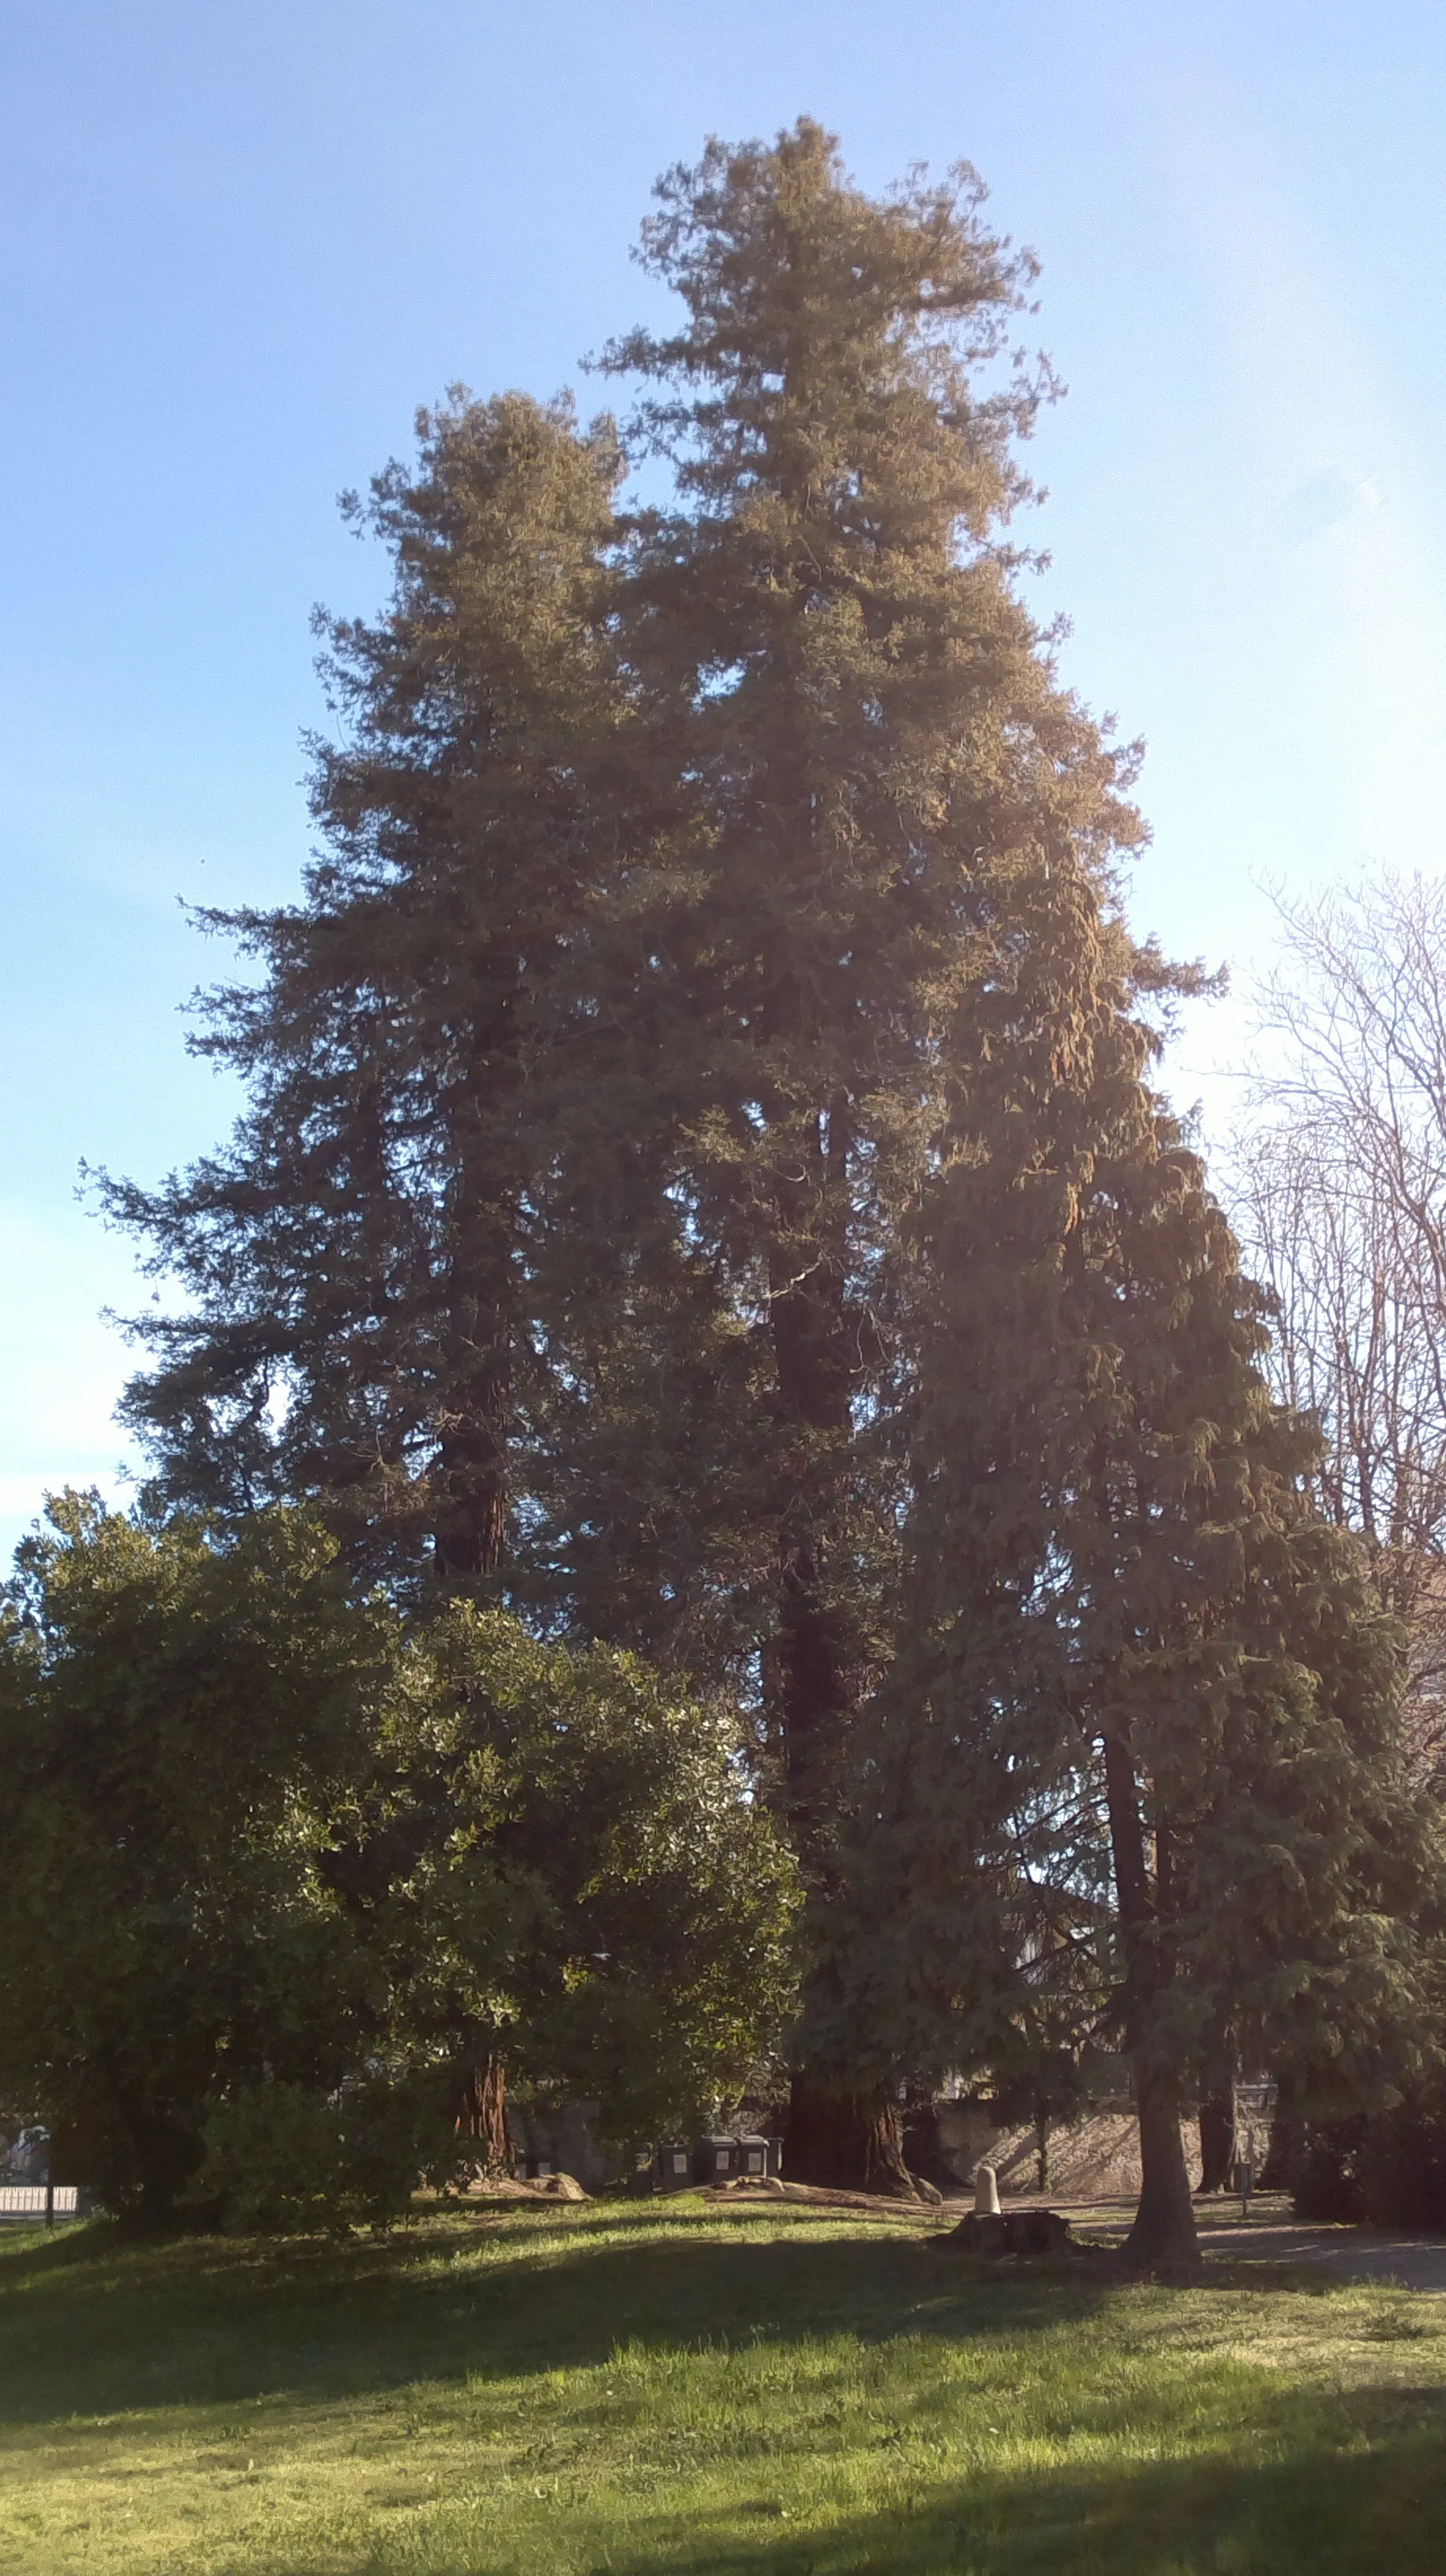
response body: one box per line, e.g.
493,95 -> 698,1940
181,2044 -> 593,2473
948,2207 -> 1073,2256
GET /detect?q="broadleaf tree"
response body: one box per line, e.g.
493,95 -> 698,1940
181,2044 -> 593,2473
0,1497 -> 797,2222
1232,869 -> 1446,1790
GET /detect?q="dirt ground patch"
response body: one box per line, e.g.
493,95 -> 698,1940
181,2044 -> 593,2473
1050,2192 -> 1446,2291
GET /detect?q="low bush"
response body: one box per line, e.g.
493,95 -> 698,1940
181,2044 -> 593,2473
1291,2086 -> 1446,2230
184,2076 -> 465,2234
1358,2081 -> 1446,2230
1290,2116 -> 1368,2223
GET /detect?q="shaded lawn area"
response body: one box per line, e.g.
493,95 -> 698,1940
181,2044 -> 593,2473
2,2200 -> 1446,2572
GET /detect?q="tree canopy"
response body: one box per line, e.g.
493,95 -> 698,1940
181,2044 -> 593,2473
78,121 -> 1446,2248
0,1497 -> 796,2222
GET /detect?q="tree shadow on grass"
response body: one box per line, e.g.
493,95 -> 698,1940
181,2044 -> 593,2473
598,2384 -> 1446,2576
0,2218 -> 1125,2428
0,2209 -> 1377,2446
7,2221 -> 1443,2574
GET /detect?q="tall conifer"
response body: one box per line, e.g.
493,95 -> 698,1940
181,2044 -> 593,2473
595,122 -> 1144,2179
101,392 -> 635,1582
826,867 -> 1439,2262
98,125 -> 1427,2222
1066,1100 -> 1435,2269
103,125 -> 1151,2188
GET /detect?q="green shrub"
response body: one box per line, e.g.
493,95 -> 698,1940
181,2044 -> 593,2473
0,1502 -> 798,2226
185,2076 -> 463,2234
1290,2090 -> 1446,2230
1358,2081 -> 1446,2229
1290,2115 -> 1368,2222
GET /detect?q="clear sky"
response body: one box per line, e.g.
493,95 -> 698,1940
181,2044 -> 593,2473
4,0 -> 1446,1562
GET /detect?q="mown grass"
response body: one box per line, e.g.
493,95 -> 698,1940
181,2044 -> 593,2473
2,2197 -> 1445,2573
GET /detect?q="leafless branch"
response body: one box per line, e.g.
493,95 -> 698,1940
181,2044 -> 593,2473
1231,869 -> 1446,1787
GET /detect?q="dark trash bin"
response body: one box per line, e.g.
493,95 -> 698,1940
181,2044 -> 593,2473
736,2133 -> 770,2178
694,2134 -> 740,2185
655,2142 -> 692,2191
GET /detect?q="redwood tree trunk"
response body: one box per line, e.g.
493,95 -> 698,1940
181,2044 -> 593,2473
1034,2112 -> 1051,2195
454,2055 -> 511,2175
434,1356 -> 510,1580
768,1102 -> 907,2194
903,2083 -> 964,2195
1101,1721 -> 1201,2273
784,2076 -> 916,2196
433,997 -> 518,1583
1260,2078 -> 1300,2192
768,1156 -> 857,1850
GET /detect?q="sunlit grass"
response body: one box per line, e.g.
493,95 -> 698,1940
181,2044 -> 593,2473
2,2198 -> 1445,2571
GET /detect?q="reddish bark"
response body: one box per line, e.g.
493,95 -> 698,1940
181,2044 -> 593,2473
1102,1722 -> 1202,2273
1260,2106 -> 1299,2193
783,2076 -> 919,2199
433,998 -> 519,1584
453,2056 -> 512,2174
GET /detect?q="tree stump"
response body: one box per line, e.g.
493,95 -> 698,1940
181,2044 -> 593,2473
947,2207 -> 1074,2256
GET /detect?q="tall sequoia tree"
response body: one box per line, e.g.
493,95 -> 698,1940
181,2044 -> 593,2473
99,390 -> 639,1586
590,122 -> 1145,2185
101,124 -> 1152,2190
96,124 -> 1420,2219
1063,1086 -> 1433,2270
815,862 -> 1440,2265
96,392 -> 661,2159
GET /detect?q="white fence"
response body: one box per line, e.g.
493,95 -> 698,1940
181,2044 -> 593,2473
0,2185 -> 78,2218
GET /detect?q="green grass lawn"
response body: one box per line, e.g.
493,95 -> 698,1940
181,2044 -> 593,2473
2,2198 -> 1445,2574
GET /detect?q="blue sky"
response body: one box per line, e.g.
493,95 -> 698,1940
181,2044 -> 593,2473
4,0 -> 1446,1559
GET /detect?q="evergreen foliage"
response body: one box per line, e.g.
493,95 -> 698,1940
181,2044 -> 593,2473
0,1498 -> 796,2223
98,391 -> 637,1587
0,1497 -> 398,2217
825,877 -> 1442,2262
86,120 -> 1443,2217
594,121 -> 1144,1802
1287,2076 -> 1446,2232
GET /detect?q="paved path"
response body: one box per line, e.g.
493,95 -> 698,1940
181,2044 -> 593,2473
1045,2196 -> 1446,2292
1198,2221 -> 1446,2291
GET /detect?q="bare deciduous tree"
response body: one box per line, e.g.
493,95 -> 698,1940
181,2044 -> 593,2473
1231,869 -> 1446,1785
